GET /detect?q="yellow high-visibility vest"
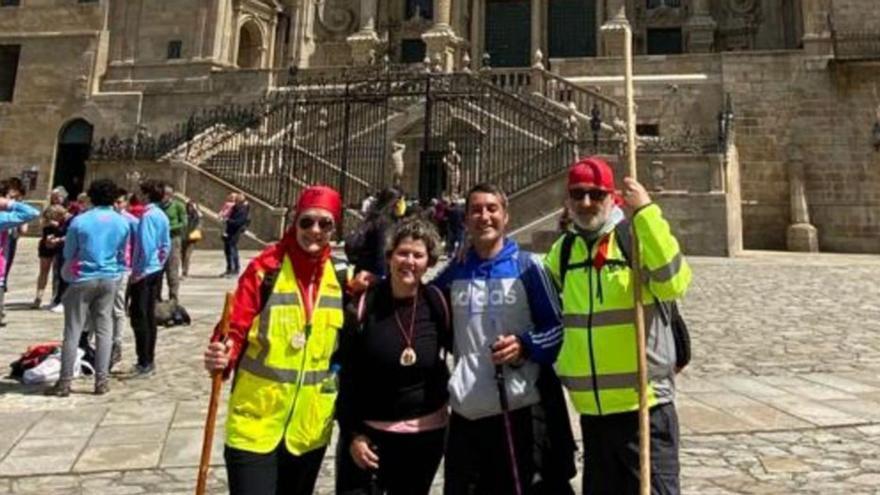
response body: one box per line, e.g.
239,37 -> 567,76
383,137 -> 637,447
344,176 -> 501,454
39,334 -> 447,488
544,204 -> 691,416
226,255 -> 344,454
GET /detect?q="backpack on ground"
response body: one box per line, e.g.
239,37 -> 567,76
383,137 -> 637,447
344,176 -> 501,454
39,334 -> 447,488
156,300 -> 191,327
8,341 -> 60,380
558,220 -> 691,371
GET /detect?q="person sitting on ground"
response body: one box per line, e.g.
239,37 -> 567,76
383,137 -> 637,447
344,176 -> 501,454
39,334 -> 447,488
44,179 -> 129,396
336,218 -> 451,495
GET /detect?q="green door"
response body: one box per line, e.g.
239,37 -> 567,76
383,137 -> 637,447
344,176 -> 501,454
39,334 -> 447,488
548,0 -> 597,58
484,0 -> 531,67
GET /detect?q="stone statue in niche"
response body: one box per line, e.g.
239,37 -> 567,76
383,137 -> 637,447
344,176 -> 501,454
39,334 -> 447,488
443,140 -> 462,198
391,141 -> 406,186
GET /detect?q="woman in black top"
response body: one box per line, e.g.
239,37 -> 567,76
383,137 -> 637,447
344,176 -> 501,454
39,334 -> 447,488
336,218 -> 450,495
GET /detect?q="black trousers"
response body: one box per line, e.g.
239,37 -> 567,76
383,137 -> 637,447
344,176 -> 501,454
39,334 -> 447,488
444,409 -> 534,495
225,443 -> 326,495
336,426 -> 445,495
129,271 -> 162,367
580,403 -> 680,495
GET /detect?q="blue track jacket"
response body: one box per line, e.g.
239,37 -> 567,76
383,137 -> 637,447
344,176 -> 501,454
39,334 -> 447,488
432,238 -> 563,419
62,206 -> 130,283
131,203 -> 171,281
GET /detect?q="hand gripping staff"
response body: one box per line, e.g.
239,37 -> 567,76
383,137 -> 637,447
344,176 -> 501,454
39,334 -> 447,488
196,292 -> 234,495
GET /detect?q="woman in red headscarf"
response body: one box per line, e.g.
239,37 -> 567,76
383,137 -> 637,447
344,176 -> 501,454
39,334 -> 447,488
203,185 -> 351,495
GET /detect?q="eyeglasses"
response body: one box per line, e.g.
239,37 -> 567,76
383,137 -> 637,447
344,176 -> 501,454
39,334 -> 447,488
298,216 -> 335,231
568,188 -> 609,202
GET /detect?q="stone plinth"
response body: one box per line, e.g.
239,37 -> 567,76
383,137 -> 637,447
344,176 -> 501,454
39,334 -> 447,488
347,30 -> 382,66
787,223 -> 819,252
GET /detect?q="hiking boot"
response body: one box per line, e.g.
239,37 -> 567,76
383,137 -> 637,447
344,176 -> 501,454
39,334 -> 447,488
129,363 -> 155,378
110,344 -> 122,367
44,379 -> 71,397
94,378 -> 110,395
32,297 -> 42,309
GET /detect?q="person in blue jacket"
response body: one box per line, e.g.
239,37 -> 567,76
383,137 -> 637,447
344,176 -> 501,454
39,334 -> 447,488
128,180 -> 171,377
432,182 -> 565,494
45,179 -> 130,396
0,190 -> 39,327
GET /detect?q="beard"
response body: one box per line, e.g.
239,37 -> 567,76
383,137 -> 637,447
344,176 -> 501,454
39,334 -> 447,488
571,210 -> 608,232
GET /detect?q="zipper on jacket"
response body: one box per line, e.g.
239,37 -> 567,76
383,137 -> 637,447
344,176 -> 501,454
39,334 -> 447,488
585,244 -> 603,416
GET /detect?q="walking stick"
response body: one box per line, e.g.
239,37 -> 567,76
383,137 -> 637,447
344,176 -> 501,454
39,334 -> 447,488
621,18 -> 652,495
495,364 -> 523,495
195,292 -> 235,495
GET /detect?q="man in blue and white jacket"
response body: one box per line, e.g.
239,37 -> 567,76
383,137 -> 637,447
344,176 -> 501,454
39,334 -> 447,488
129,180 -> 171,377
433,183 -> 564,494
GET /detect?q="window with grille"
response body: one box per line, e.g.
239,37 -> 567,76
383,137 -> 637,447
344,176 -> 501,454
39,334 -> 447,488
167,40 -> 183,60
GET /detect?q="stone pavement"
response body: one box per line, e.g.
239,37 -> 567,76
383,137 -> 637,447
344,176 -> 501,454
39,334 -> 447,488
2,240 -> 880,494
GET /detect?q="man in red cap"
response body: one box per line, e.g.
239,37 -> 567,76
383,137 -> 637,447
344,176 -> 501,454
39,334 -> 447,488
545,157 -> 692,494
203,185 -> 352,495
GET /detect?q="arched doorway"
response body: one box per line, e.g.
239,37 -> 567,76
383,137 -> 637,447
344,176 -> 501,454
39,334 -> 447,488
53,119 -> 93,199
237,21 -> 264,69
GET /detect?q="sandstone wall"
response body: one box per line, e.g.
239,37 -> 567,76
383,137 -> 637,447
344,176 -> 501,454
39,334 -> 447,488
136,0 -> 202,64
722,51 -> 880,252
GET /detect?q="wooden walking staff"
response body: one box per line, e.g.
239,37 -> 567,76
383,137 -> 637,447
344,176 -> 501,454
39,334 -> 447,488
603,6 -> 651,494
196,292 -> 235,495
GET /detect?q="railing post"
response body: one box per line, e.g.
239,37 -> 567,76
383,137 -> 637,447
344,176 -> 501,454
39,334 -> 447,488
339,82 -> 352,236
531,49 -> 545,95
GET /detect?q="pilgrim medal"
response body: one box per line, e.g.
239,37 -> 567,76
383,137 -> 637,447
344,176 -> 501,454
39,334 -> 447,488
291,332 -> 307,349
400,347 -> 417,366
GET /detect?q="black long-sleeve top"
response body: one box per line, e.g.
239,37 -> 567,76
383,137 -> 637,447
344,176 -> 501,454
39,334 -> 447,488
336,278 -> 450,434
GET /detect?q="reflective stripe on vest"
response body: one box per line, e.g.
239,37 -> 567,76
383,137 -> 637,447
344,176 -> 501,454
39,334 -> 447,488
563,304 -> 655,329
226,256 -> 344,455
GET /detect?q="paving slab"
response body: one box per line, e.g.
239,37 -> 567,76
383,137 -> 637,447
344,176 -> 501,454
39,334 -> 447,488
23,407 -> 105,439
88,423 -> 171,447
159,427 -> 224,468
0,411 -> 44,461
73,442 -> 164,473
686,392 -> 811,431
0,436 -> 89,476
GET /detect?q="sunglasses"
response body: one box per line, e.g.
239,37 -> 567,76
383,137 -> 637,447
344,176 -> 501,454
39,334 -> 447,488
568,188 -> 610,202
298,216 -> 335,231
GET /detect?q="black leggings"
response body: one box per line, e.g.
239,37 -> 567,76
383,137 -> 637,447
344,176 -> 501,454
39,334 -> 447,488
224,443 -> 327,495
336,426 -> 445,495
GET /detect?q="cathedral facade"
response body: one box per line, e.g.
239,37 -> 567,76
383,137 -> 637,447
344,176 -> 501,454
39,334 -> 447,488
0,0 -> 879,253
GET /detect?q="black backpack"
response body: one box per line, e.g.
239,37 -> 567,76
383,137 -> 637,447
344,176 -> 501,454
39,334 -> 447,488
558,221 -> 691,371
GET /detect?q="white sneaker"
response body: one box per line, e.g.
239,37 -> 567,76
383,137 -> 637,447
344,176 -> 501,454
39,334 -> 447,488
49,304 -> 64,314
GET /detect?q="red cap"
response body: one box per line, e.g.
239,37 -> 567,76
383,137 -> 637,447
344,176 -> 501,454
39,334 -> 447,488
295,185 -> 342,223
568,157 -> 616,192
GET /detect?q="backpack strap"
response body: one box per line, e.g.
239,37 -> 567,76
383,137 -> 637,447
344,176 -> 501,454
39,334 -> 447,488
257,267 -> 281,315
424,284 -> 451,333
559,232 -> 575,287
612,219 -> 670,325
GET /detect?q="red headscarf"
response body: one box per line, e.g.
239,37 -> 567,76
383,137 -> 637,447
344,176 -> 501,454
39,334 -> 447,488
284,185 -> 343,319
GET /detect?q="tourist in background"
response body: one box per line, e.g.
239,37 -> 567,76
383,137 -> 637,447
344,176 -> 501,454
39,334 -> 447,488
3,177 -> 28,294
129,180 -> 171,378
159,183 -> 186,301
0,183 -> 39,327
181,199 -> 202,279
222,192 -> 249,278
34,204 -> 68,309
44,179 -> 129,396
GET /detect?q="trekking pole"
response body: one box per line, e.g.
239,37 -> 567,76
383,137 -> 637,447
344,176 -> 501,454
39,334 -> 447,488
195,292 -> 234,495
621,15 -> 651,495
494,363 -> 523,495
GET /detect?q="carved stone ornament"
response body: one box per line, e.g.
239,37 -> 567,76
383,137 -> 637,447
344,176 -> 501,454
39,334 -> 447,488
727,0 -> 758,15
315,0 -> 356,34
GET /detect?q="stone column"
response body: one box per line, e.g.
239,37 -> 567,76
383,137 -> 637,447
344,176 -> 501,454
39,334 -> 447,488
347,0 -> 381,65
530,0 -> 541,62
600,0 -> 628,57
123,0 -> 144,63
108,0 -> 128,63
684,0 -> 716,53
801,0 -> 833,58
422,0 -> 458,72
193,0 -> 209,60
786,145 -> 819,252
